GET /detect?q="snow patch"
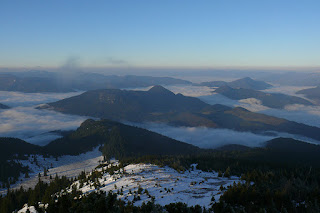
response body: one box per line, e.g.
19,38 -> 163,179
0,147 -> 103,195
71,162 -> 243,208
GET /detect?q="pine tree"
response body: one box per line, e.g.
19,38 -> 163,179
224,167 -> 231,178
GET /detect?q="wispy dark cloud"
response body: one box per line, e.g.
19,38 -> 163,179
61,56 -> 82,69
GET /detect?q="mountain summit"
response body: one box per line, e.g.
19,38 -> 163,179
215,86 -> 313,109
200,77 -> 272,90
227,77 -> 272,90
41,87 -> 320,141
147,85 -> 175,96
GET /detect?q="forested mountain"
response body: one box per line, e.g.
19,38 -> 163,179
296,86 -> 320,103
0,138 -> 43,161
2,130 -> 320,212
211,137 -> 320,167
215,86 -> 313,108
0,71 -> 191,93
0,119 -> 199,184
40,85 -> 208,121
199,77 -> 272,90
0,138 -> 44,184
42,86 -> 320,141
45,119 -> 198,157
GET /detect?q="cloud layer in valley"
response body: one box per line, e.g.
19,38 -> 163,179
170,85 -> 320,128
0,107 -> 87,146
128,84 -> 320,128
2,84 -> 320,148
0,91 -> 87,146
127,122 -> 320,149
125,122 -> 275,148
0,91 -> 83,107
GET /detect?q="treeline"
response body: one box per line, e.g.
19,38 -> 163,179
3,117 -> 320,212
0,138 -> 43,184
0,118 -> 198,185
0,171 -> 209,213
2,144 -> 320,212
0,175 -> 73,213
119,143 -> 320,212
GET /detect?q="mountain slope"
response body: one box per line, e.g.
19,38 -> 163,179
200,77 -> 272,90
296,86 -> 320,103
0,138 -> 43,161
44,119 -> 199,157
214,137 -> 320,166
0,103 -> 9,109
42,86 -> 320,142
0,119 -> 199,184
215,86 -> 313,109
261,137 -> 320,165
40,86 -> 208,122
0,138 -> 44,183
0,72 -> 191,93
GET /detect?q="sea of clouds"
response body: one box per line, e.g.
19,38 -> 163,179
1,84 -> 320,148
0,91 -> 87,146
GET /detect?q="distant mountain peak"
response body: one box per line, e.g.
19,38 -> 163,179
199,77 -> 272,90
229,77 -> 272,90
148,85 -> 174,95
241,77 -> 254,81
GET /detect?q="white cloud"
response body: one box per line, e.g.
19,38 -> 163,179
0,91 -> 83,107
25,133 -> 63,146
126,122 -> 275,148
127,122 -> 320,148
262,85 -> 314,97
128,84 -> 320,128
164,85 -> 214,97
237,98 -> 269,112
0,106 -> 87,145
2,85 -> 320,148
0,91 -> 88,145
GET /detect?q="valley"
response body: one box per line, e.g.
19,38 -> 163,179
1,73 -> 320,213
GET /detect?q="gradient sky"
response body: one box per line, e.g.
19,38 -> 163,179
1,0 -> 320,69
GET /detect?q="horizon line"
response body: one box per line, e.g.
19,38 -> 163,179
1,65 -> 320,72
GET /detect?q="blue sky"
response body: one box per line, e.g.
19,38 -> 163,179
0,0 -> 319,69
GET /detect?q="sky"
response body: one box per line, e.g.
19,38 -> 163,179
1,0 -> 320,69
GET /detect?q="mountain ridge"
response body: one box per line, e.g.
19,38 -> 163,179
40,86 -> 320,142
199,77 -> 272,90
215,85 -> 314,109
296,86 -> 320,103
0,72 -> 191,93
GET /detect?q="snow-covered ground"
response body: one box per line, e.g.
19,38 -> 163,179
0,147 -> 103,196
71,162 -> 243,208
18,162 -> 242,212
18,205 -> 37,213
